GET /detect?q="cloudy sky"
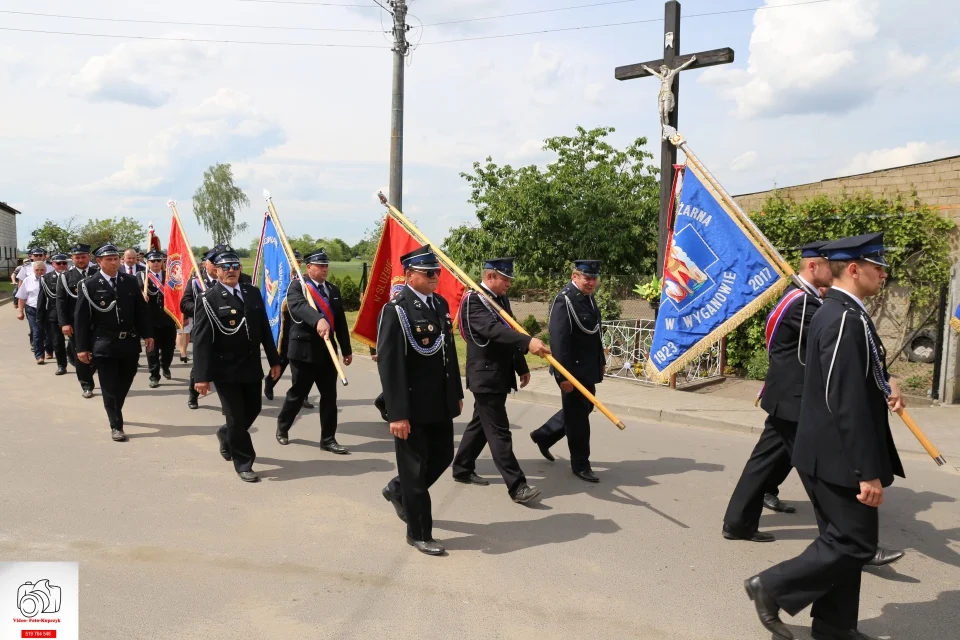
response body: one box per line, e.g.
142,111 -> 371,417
1,0 -> 958,251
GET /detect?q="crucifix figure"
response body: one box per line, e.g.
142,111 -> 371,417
641,56 -> 697,139
615,0 -> 734,277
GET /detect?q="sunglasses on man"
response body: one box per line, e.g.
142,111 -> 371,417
219,263 -> 242,271
148,259 -> 164,263
53,261 -> 68,266
413,268 -> 440,277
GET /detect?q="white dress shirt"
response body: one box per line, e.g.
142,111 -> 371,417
830,286 -> 868,314
221,283 -> 243,301
15,274 -> 42,308
406,284 -> 435,308
17,262 -> 53,281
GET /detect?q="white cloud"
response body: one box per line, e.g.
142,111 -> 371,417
700,0 -> 929,118
505,139 -> 545,162
840,141 -> 958,175
0,45 -> 25,81
88,89 -> 284,193
730,151 -> 759,172
69,35 -> 221,108
527,42 -> 565,88
584,82 -> 604,105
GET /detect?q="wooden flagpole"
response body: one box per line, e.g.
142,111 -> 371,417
263,190 -> 348,387
377,192 -> 626,431
251,211 -> 269,288
141,222 -> 154,301
669,130 -> 946,466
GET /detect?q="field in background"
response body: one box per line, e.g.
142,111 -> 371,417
238,259 -> 364,283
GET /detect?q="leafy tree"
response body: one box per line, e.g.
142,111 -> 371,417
192,163 -> 250,245
77,217 -> 146,251
28,218 -> 80,253
352,217 -> 385,261
444,126 -> 660,278
327,238 -> 353,262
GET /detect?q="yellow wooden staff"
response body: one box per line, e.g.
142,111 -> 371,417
264,190 -> 348,387
377,193 -> 626,431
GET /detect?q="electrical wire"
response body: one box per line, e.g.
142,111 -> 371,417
0,26 -> 390,48
419,0 -> 641,28
232,0 -> 377,6
419,0 -> 832,46
0,9 -> 384,33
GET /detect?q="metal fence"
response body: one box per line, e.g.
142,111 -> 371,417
601,319 -> 724,388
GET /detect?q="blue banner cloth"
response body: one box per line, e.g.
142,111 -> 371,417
648,166 -> 786,378
257,214 -> 289,347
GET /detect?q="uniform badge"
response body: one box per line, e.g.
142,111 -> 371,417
231,309 -> 237,315
422,338 -> 429,346
414,300 -> 422,309
428,324 -> 434,332
229,320 -> 236,326
99,301 -> 105,307
415,326 -> 422,333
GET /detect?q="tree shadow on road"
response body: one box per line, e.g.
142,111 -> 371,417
124,421 -> 220,439
435,512 -> 621,555
837,589 -> 960,640
255,456 -> 394,482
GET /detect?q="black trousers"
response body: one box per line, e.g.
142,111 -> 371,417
45,320 -> 67,368
387,420 -> 454,541
276,358 -> 338,441
723,415 -> 797,533
760,472 -> 879,629
452,393 -> 526,496
530,381 -> 595,472
95,356 -> 139,430
188,370 -> 200,402
215,381 -> 263,473
68,336 -> 97,391
147,326 -> 176,380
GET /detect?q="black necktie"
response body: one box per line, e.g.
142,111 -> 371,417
234,287 -> 242,302
427,296 -> 435,311
110,277 -> 117,288
317,283 -> 328,299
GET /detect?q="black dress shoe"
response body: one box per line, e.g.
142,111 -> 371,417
302,398 -> 315,409
263,375 -> 275,400
574,469 -> 599,483
512,485 -> 542,504
382,486 -> 406,522
111,429 -> 127,442
407,537 -> 445,555
531,433 -> 555,462
149,379 -> 160,388
82,389 -> 94,399
179,355 -> 189,363
453,472 -> 490,486
276,429 -> 290,445
187,399 -> 199,410
811,618 -> 878,640
320,440 -> 348,455
162,368 -> 172,380
374,394 -> 388,422
55,367 -> 67,375
744,576 -> 794,640
866,546 -> 905,567
216,431 -> 232,461
723,524 -> 775,542
763,493 -> 797,513
238,471 -> 260,483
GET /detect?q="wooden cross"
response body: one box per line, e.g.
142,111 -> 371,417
615,0 -> 734,277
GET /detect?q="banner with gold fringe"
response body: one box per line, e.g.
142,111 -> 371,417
647,162 -> 789,381
951,304 -> 960,334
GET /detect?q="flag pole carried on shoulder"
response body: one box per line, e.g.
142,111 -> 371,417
263,190 -> 348,387
377,192 -> 626,432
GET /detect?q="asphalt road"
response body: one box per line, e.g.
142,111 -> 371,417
1,309 -> 958,639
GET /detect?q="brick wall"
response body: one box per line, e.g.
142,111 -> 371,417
0,209 -> 19,278
735,155 -> 960,226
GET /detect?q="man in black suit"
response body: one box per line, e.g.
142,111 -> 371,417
377,245 -> 463,555
451,257 -> 549,504
192,249 -> 281,483
121,249 -> 146,276
36,253 -> 71,375
57,244 -> 100,397
264,249 -> 314,409
139,250 -> 178,388
529,260 -> 606,483
275,248 -> 352,452
745,232 -> 905,640
74,244 -> 155,442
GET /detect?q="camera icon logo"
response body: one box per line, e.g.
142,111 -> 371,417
17,579 -> 61,618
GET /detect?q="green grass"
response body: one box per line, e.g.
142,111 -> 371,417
0,281 -> 12,295
343,310 -> 546,375
239,259 -> 364,283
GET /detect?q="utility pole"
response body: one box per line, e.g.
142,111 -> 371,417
389,0 -> 410,211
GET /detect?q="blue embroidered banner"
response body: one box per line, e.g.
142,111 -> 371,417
256,214 -> 289,347
648,165 -> 788,379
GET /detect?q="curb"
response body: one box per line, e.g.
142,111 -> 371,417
513,389 -> 762,436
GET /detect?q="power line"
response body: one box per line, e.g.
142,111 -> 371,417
0,9 -> 385,33
0,26 -> 390,48
419,0 -> 641,28
232,0 -> 377,6
419,0 -> 832,45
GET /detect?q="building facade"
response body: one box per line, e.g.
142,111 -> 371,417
0,201 -> 21,279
